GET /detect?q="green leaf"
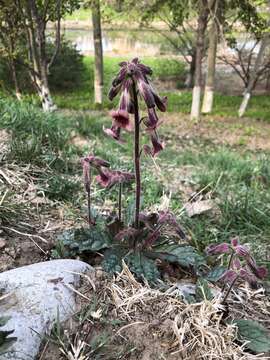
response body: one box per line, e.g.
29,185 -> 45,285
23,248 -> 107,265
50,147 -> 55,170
102,247 -> 125,274
54,226 -> 111,258
149,244 -> 206,269
206,266 -> 227,282
234,319 -> 270,354
126,252 -> 160,284
195,278 -> 214,301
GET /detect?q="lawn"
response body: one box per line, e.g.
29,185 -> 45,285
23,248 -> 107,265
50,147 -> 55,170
52,55 -> 270,122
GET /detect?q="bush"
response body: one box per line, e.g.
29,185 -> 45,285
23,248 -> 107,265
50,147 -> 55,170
47,38 -> 85,91
0,38 -> 85,93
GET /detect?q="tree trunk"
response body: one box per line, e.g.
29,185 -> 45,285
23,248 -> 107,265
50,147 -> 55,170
27,0 -> 56,111
238,35 -> 270,117
185,52 -> 196,88
201,19 -> 217,114
92,0 -> 104,104
10,58 -> 22,100
190,0 -> 209,121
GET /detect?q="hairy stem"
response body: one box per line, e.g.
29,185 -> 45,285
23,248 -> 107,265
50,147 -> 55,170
222,252 -> 234,292
87,166 -> 92,227
132,79 -> 141,229
222,275 -> 239,304
118,183 -> 122,222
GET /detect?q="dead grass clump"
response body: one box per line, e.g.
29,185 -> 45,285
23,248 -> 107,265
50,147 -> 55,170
70,264 -> 269,360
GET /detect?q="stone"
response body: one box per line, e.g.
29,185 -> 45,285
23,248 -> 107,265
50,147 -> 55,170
0,259 -> 92,360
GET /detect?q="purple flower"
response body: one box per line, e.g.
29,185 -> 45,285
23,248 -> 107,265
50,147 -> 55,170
231,237 -> 239,247
144,108 -> 161,130
136,73 -> 155,108
206,243 -> 230,255
234,245 -> 249,257
150,131 -> 164,157
83,155 -> 110,169
246,256 -> 268,279
110,109 -> 132,131
103,125 -> 125,144
221,269 -> 238,283
96,168 -> 134,189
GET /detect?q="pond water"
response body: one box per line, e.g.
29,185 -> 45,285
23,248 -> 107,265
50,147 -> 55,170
57,28 -> 259,57
60,28 -> 177,56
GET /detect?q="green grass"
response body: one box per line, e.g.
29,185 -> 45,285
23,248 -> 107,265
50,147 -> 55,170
53,56 -> 186,110
52,55 -> 270,122
64,8 -> 92,21
1,97 -> 269,266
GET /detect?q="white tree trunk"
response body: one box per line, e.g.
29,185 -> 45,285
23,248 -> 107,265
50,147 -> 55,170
190,86 -> 201,121
36,78 -> 57,112
202,18 -> 217,114
238,92 -> 250,117
92,0 -> 103,104
202,86 -> 214,114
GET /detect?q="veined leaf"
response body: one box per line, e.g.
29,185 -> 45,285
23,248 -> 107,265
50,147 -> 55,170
206,266 -> 227,282
126,252 -> 160,284
234,319 -> 270,354
102,247 -> 126,274
148,244 -> 206,269
54,226 -> 111,258
195,278 -> 214,301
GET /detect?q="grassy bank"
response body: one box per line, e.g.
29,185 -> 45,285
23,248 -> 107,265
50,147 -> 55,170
1,99 -> 270,269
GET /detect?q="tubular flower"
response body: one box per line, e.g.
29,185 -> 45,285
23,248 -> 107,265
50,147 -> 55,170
206,243 -> 230,255
103,125 -> 125,143
96,168 -> 134,189
150,131 -> 165,157
108,57 -> 166,155
84,155 -> 110,169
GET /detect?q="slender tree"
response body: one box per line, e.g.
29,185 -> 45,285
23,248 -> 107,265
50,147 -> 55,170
190,0 -> 209,121
238,1 -> 270,117
0,0 -> 23,99
238,34 -> 270,117
91,0 -> 104,104
201,0 -> 221,114
10,0 -> 79,111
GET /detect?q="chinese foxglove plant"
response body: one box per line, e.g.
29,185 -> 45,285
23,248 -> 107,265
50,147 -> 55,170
105,57 -> 167,229
206,237 -> 268,303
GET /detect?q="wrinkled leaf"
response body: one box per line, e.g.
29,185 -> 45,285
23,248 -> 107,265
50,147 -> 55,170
206,266 -> 227,282
102,247 -> 126,274
234,319 -> 270,354
149,244 -> 206,270
54,225 -> 111,258
195,278 -> 213,301
127,252 -> 160,284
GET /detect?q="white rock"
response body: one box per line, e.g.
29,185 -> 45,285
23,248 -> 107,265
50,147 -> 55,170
0,259 -> 92,360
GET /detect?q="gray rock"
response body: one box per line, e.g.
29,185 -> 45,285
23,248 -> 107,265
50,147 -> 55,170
0,259 -> 92,360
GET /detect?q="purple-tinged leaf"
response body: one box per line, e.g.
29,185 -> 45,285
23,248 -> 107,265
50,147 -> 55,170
206,243 -> 230,255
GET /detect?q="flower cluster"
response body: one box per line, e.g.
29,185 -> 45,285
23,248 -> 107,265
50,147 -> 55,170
105,57 -> 167,157
206,237 -> 267,287
81,155 -> 134,191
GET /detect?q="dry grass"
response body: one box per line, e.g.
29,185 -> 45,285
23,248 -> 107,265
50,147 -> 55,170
57,264 -> 269,360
